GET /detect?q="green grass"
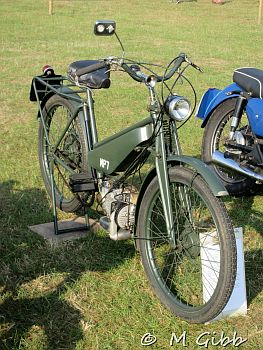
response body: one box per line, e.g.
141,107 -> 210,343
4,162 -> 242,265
0,0 -> 263,349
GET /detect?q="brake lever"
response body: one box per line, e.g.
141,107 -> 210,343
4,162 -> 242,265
185,56 -> 204,73
191,62 -> 204,73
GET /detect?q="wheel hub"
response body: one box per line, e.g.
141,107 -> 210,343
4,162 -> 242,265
62,130 -> 81,169
177,221 -> 200,258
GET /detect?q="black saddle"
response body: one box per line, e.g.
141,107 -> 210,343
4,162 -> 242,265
233,67 -> 263,99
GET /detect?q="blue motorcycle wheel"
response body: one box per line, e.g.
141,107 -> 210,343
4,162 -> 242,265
202,98 -> 256,195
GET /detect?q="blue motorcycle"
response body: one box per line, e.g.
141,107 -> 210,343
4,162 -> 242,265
197,67 -> 263,195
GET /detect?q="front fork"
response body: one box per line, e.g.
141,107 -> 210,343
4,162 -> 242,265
149,87 -> 190,248
155,123 -> 176,247
229,93 -> 248,140
155,123 -> 193,249
147,80 -> 176,246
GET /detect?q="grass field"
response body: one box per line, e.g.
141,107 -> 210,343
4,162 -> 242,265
0,0 -> 263,349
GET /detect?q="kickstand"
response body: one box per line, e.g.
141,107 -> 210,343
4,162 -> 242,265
52,204 -> 90,235
49,159 -> 90,235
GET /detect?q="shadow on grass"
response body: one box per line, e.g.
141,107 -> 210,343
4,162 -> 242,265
0,180 -> 135,350
225,184 -> 263,238
1,178 -> 263,348
245,248 -> 263,304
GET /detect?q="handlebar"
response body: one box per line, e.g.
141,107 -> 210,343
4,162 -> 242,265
74,52 -> 201,83
121,53 -> 188,83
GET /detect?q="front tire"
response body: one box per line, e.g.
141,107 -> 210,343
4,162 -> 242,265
202,98 -> 255,195
137,166 -> 237,324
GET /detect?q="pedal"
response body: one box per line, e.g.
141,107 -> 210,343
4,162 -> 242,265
69,173 -> 96,192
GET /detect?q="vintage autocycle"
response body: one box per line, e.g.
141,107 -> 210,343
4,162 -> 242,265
30,21 -> 237,324
197,66 -> 263,195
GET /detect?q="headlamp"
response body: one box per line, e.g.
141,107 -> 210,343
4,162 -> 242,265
165,95 -> 192,122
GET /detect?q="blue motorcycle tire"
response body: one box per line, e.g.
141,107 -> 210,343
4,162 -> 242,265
202,98 -> 256,195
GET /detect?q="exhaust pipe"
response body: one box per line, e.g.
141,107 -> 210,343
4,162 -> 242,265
212,150 -> 263,182
100,213 -> 132,241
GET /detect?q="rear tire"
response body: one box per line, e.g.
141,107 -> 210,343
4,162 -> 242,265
137,166 -> 237,324
38,94 -> 89,212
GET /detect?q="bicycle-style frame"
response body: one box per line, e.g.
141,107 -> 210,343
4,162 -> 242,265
32,74 -> 227,236
32,74 -> 177,236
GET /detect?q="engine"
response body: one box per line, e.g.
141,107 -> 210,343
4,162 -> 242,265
99,181 -> 138,240
224,128 -> 254,161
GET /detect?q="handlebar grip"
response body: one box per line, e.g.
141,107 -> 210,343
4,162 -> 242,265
75,61 -> 107,77
121,53 -> 187,83
157,53 -> 186,82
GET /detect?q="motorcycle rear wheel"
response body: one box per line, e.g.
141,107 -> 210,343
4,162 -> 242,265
38,94 -> 89,212
202,98 -> 255,195
137,166 -> 237,324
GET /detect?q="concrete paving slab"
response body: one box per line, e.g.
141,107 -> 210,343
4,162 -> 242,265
29,217 -> 101,244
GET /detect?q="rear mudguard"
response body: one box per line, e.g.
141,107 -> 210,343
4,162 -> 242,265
37,86 -> 89,165
134,155 -> 228,228
37,86 -> 83,119
196,83 -> 242,128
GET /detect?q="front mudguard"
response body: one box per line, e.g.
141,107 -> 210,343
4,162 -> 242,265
134,155 -> 228,229
167,155 -> 228,196
196,83 -> 242,128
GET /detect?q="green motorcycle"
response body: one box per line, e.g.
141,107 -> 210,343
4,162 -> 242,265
30,20 -> 237,324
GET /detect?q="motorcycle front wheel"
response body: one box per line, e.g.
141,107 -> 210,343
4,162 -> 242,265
202,98 -> 255,195
38,94 -> 90,212
137,166 -> 237,324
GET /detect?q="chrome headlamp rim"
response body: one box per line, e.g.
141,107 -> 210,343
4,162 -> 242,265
165,95 -> 192,122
